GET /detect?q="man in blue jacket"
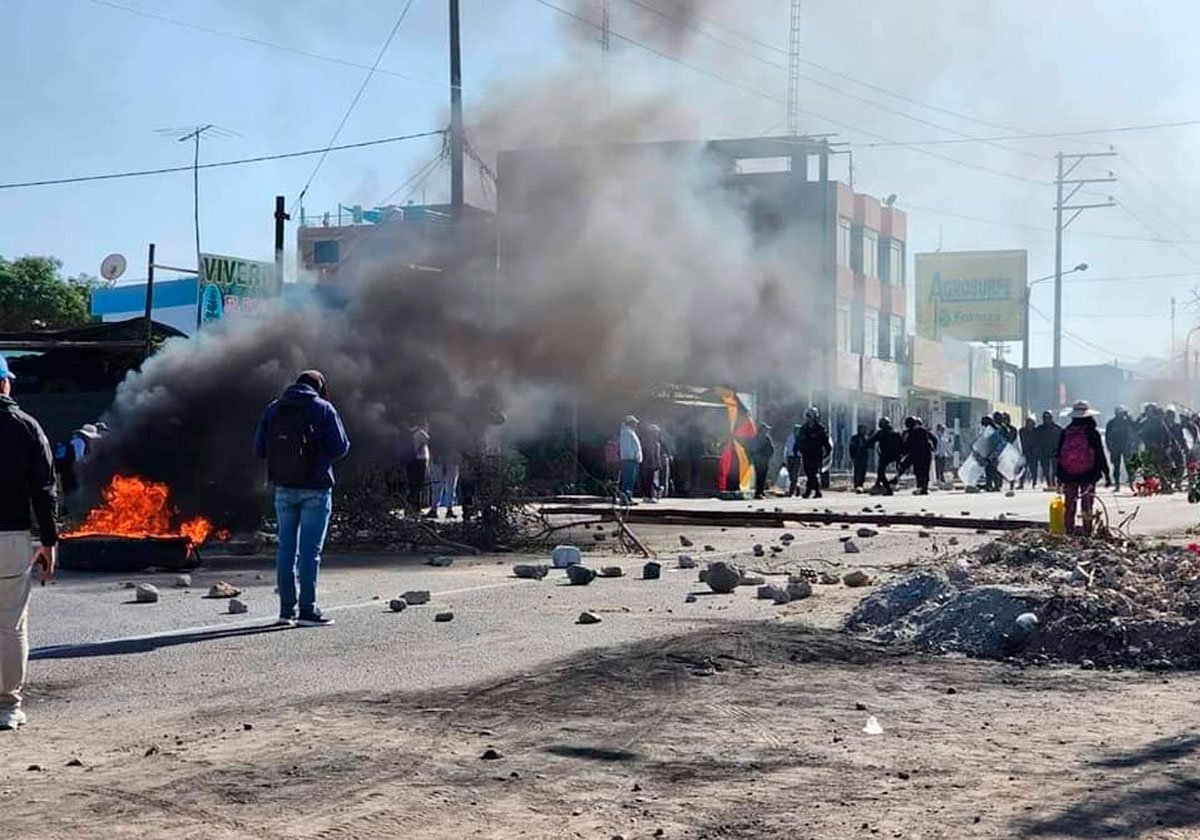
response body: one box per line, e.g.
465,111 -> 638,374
254,370 -> 350,627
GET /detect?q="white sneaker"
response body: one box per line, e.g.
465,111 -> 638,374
0,708 -> 27,730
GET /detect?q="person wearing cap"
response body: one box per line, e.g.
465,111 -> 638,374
617,416 -> 642,504
1105,405 -> 1137,492
0,354 -> 58,731
751,423 -> 775,500
254,370 -> 350,627
1054,400 -> 1111,537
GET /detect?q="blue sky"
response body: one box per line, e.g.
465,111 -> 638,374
6,0 -> 1200,370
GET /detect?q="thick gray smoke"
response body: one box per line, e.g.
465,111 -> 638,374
85,8 -> 826,527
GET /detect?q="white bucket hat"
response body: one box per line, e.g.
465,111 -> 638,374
1066,400 -> 1099,419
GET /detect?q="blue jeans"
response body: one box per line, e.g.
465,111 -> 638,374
619,460 -> 639,502
275,487 -> 332,619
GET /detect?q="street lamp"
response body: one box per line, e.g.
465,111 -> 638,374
1022,262 -> 1088,415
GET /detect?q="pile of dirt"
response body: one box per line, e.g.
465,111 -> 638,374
846,530 -> 1200,669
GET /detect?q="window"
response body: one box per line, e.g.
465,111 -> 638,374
859,230 -> 878,277
1003,371 -> 1018,404
886,241 -> 904,286
889,315 -> 904,360
836,302 -> 852,352
837,219 -> 852,269
863,308 -> 879,358
313,239 -> 340,265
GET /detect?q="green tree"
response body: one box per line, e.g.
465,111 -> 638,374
0,256 -> 96,331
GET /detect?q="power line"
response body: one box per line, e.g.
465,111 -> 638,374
86,0 -> 447,90
862,120 -> 1200,148
290,0 -> 418,215
533,0 -> 1049,187
0,130 -> 446,190
1028,302 -> 1123,361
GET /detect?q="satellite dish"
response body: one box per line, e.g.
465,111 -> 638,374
100,253 -> 127,282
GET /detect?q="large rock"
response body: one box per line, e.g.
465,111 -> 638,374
513,564 -> 549,580
434,611 -> 454,622
577,611 -> 602,625
135,583 -> 159,604
705,561 -> 742,594
207,581 -> 240,599
552,545 -> 583,568
566,565 -> 597,586
228,599 -> 249,615
856,527 -> 879,539
642,562 -> 662,580
843,539 -> 861,554
173,574 -> 192,588
677,555 -> 696,569
786,577 -> 814,600
679,535 -> 694,547
401,590 -> 431,605
599,566 -> 625,578
843,570 -> 872,587
389,598 -> 408,612
757,584 -> 791,604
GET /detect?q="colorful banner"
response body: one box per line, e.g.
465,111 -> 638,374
199,252 -> 279,325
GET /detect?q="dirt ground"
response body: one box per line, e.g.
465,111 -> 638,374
5,514 -> 1200,839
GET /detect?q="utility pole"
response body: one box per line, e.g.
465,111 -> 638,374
1052,150 -> 1116,407
144,243 -> 156,353
786,0 -> 801,136
274,195 -> 289,294
179,125 -> 214,273
449,0 -> 464,217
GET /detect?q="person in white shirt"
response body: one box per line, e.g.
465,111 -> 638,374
617,416 -> 642,504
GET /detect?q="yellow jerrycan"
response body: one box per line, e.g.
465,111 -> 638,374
1049,493 -> 1066,536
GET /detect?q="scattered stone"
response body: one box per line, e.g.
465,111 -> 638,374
862,506 -> 873,513
228,598 -> 248,615
752,544 -> 765,557
946,687 -> 957,695
679,535 -> 694,547
855,701 -> 868,711
207,581 -> 240,599
1005,490 -> 1015,498
513,564 -> 549,580
897,770 -> 911,780
684,594 -> 697,603
738,574 -> 766,587
770,545 -> 783,554
434,612 -> 454,623
947,558 -> 973,585
843,539 -> 861,554
965,486 -> 981,494
480,748 -> 503,760
841,523 -> 850,530
677,555 -> 696,569
856,527 -> 879,539
389,599 -> 408,613
705,561 -> 742,594
781,533 -> 795,543
703,545 -> 716,552
427,555 -> 454,567
551,545 -> 583,568
121,581 -> 136,589
593,533 -> 607,542
948,536 -> 960,546
402,590 -> 431,605
135,583 -> 160,604
758,584 -> 789,603
843,570 -> 872,587
65,758 -> 83,767
144,746 -> 159,757
786,577 -> 813,600
642,561 -> 662,580
961,511 -> 972,516
173,574 -> 192,588
26,764 -> 43,772
1080,659 -> 1096,671
918,529 -> 932,538
599,566 -> 624,578
576,611 -> 602,625
242,722 -> 254,731
819,571 -> 840,585
566,565 -> 597,585
976,529 -> 990,535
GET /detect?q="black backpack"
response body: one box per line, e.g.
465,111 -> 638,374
266,400 -> 319,487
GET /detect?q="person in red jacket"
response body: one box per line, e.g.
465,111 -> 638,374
1054,400 -> 1111,537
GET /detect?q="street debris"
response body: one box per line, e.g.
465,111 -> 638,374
389,599 -> 408,612
173,574 -> 192,588
857,527 -> 879,538
513,564 -> 549,580
843,570 -> 872,587
402,590 -> 431,605
552,545 -> 582,568
787,577 -> 814,600
642,561 -> 662,580
135,583 -> 159,604
207,581 -> 240,599
480,748 -> 503,760
566,565 -> 596,585
677,555 -> 696,569
863,716 -> 884,735
758,584 -> 790,604
705,561 -> 742,594
843,539 -> 861,554
599,566 -> 624,578
228,599 -> 248,615
679,535 -> 694,547
846,529 -> 1200,669
434,612 -> 454,623
752,544 -> 765,557
576,611 -> 602,625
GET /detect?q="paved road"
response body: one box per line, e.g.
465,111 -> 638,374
20,487 -> 1197,728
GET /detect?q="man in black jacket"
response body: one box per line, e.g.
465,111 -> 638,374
1105,405 -> 1137,492
1034,410 -> 1061,490
798,408 -> 832,499
848,425 -> 871,492
751,424 -> 775,499
867,418 -> 903,495
0,355 -> 58,731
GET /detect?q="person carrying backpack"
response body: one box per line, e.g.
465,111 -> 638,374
254,370 -> 350,627
1055,400 -> 1111,537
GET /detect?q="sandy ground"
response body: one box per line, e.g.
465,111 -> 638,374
4,492 -> 1200,839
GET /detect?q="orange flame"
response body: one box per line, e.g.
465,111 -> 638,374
65,475 -> 214,546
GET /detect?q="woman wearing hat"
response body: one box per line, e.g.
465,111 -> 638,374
1054,400 -> 1111,537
